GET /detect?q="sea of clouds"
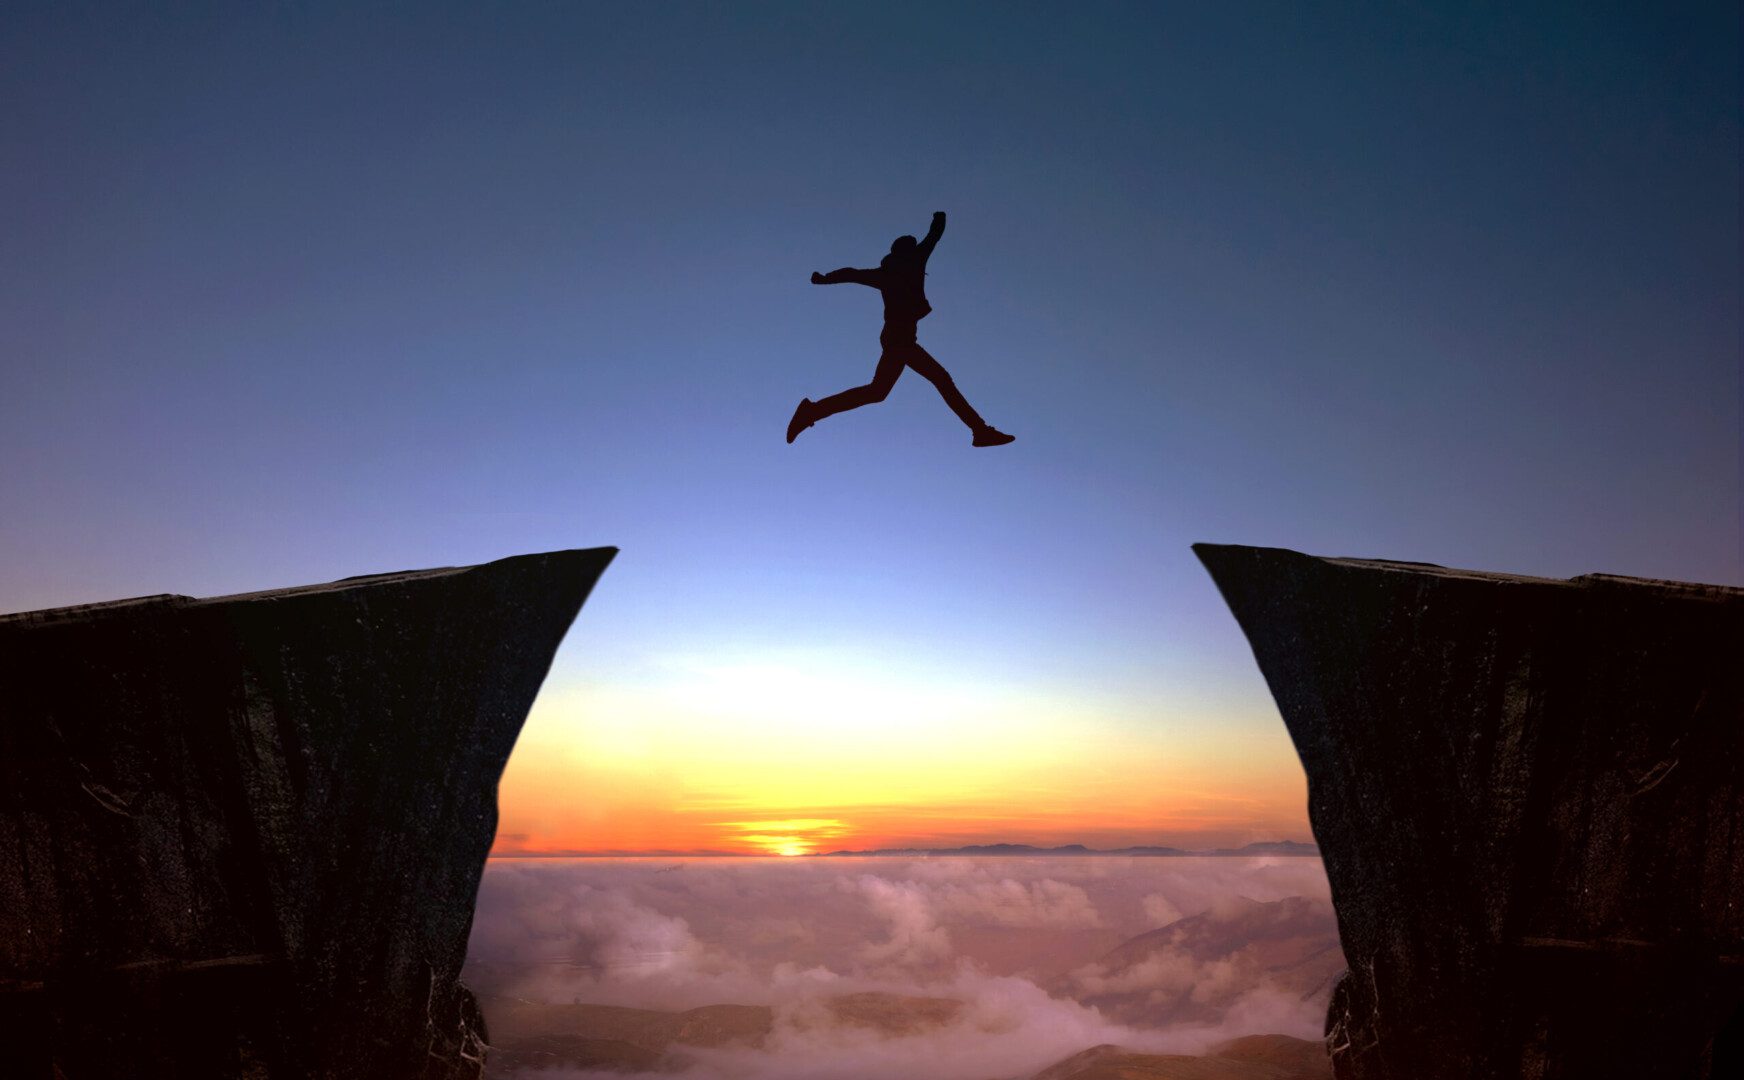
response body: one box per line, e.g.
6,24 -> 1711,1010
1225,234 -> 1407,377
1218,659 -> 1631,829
463,856 -> 1339,1079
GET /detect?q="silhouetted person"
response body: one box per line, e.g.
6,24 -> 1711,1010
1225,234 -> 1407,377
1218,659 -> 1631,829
788,211 -> 1014,447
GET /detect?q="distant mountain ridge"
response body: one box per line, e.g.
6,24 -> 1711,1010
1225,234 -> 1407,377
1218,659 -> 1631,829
1030,1034 -> 1332,1080
813,840 -> 1319,857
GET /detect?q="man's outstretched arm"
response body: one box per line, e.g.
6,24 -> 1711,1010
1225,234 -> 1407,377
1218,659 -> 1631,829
811,267 -> 879,286
916,211 -> 946,258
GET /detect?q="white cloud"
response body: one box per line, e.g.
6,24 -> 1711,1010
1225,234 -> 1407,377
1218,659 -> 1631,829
464,856 -> 1340,1078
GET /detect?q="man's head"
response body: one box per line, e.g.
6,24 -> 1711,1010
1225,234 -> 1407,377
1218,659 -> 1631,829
889,234 -> 918,257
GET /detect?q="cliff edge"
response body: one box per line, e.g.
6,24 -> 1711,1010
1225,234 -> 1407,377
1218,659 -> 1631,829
0,548 -> 615,1079
1195,544 -> 1742,1080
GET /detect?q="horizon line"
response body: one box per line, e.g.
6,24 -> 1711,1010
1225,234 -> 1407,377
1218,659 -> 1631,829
487,839 -> 1320,860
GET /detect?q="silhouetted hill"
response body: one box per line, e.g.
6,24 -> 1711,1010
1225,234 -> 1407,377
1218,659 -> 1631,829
1030,1034 -> 1331,1080
794,991 -> 966,1036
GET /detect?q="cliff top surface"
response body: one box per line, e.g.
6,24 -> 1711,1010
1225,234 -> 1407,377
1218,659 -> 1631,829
1193,542 -> 1742,601
0,546 -> 619,628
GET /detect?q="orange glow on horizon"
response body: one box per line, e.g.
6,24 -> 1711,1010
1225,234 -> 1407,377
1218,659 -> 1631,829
491,746 -> 1311,857
491,665 -> 1313,857
716,819 -> 850,856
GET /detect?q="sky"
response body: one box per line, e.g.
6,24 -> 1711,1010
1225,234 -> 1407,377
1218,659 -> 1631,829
2,2 -> 1738,856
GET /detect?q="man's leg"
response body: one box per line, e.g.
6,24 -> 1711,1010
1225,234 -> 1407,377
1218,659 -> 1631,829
789,350 -> 904,442
904,346 -> 986,430
810,351 -> 905,420
906,346 -> 1014,445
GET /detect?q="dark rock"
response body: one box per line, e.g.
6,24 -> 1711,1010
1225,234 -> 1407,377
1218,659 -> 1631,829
0,549 -> 615,1079
1195,544 -> 1743,1080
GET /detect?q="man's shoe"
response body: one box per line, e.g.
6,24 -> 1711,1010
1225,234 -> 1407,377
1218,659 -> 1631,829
972,425 -> 1015,447
786,398 -> 816,444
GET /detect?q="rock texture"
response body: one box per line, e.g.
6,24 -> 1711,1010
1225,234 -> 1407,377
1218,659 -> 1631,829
1195,544 -> 1743,1080
0,548 -> 614,1080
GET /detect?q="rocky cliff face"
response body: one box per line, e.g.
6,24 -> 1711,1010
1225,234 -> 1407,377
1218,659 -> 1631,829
0,549 -> 614,1080
1196,544 -> 1743,1080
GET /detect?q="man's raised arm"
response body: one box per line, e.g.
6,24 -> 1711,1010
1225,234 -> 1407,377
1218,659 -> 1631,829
811,267 -> 879,286
916,211 -> 946,258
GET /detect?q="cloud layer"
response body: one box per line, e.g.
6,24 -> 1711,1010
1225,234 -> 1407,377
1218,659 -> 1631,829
464,856 -> 1340,1078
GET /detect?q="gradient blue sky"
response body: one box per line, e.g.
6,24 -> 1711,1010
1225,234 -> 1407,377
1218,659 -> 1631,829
3,3 -> 1737,849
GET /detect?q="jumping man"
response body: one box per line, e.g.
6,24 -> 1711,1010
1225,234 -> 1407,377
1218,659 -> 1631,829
787,211 -> 1014,447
